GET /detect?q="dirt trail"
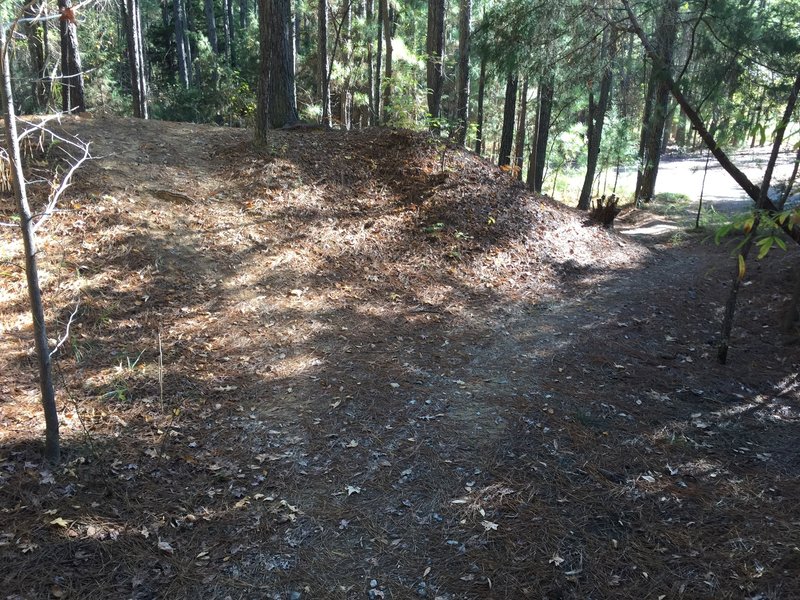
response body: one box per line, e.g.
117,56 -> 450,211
1,116 -> 798,600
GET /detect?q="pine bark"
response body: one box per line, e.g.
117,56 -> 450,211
375,0 -> 383,122
474,53 -> 486,155
366,0 -> 375,124
634,0 -> 678,203
381,0 -> 393,123
528,77 -> 553,192
578,31 -> 615,210
256,0 -> 299,138
513,77 -> 528,180
24,2 -> 50,111
173,0 -> 190,87
498,72 -> 518,166
58,0 -> 86,112
318,0 -> 331,126
204,0 -> 219,53
122,0 -> 149,118
426,0 -> 445,132
225,0 -> 236,65
454,0 -> 471,146
240,0 -> 249,28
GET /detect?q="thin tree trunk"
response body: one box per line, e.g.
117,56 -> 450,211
240,0 -> 249,28
204,0 -> 219,53
366,0 -> 374,124
513,77 -> 528,180
222,0 -> 233,64
227,0 -> 236,65
0,26 -> 60,463
778,146 -> 800,209
498,72 -> 518,167
717,73 -> 800,365
122,0 -> 149,118
474,53 -> 486,155
173,0 -> 190,87
375,0 -> 384,122
58,0 -> 86,112
381,0 -> 393,123
339,0 -> 352,129
635,56 -> 654,199
25,2 -> 50,111
635,0 -> 679,203
454,0 -> 470,145
532,76 -> 553,192
526,85 -> 539,190
426,0 -> 445,132
750,89 -> 765,147
578,30 -> 615,210
318,0 -> 331,126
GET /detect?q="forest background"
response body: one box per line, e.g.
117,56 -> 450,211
2,0 -> 799,208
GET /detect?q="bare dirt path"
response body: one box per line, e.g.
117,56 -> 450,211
1,116 -> 798,600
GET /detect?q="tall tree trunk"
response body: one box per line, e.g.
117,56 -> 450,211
526,85 -> 539,190
240,0 -> 249,28
318,0 -> 331,126
221,0 -> 232,64
225,0 -> 236,65
513,77 -> 529,180
366,0 -> 374,125
204,0 -> 219,53
750,88 -> 765,147
122,0 -> 149,118
675,108 -> 687,147
162,0 -> 170,29
454,0 -> 470,146
340,0 -> 353,129
474,53 -> 486,155
173,0 -> 190,87
578,30 -> 615,210
24,2 -> 50,111
498,72 -> 518,167
381,0 -> 393,123
0,26 -> 60,463
375,0 -> 384,122
425,0 -> 445,132
256,0 -> 299,137
532,76 -> 554,193
635,0 -> 679,203
58,0 -> 86,112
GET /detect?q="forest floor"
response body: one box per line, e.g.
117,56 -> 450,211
1,115 -> 799,600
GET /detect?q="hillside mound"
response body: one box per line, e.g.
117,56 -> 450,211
24,116 -> 646,304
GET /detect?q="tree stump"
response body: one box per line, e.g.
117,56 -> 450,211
589,194 -> 621,228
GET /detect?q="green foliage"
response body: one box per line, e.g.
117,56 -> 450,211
714,207 -> 799,260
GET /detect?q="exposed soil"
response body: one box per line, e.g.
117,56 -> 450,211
1,115 -> 799,600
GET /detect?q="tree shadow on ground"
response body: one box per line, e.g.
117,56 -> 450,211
1,120 -> 798,599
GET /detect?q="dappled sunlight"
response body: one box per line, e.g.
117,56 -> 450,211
1,117 -> 798,599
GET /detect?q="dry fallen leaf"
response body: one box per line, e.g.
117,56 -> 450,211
549,554 -> 565,567
481,520 -> 499,531
50,517 -> 70,528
